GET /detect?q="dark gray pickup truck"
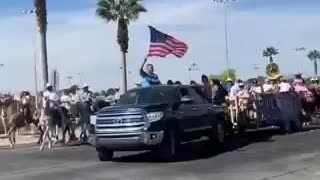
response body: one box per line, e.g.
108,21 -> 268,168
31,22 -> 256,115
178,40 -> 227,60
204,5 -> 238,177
91,85 -> 226,161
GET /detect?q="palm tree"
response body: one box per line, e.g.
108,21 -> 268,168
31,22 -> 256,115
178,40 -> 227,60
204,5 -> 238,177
307,50 -> 320,76
263,47 -> 279,63
34,0 -> 49,89
96,0 -> 147,94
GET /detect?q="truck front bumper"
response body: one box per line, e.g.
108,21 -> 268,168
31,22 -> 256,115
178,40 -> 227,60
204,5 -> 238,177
93,131 -> 164,151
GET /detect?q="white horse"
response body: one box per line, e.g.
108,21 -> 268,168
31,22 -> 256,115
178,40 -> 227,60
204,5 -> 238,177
39,98 -> 57,150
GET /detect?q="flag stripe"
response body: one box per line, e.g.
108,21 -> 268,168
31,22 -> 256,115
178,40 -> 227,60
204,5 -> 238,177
147,26 -> 188,58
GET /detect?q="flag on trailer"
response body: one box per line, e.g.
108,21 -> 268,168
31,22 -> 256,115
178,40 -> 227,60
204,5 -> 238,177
147,26 -> 188,58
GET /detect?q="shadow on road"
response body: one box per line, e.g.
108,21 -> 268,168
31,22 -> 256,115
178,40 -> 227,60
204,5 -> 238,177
113,128 -> 281,163
113,126 -> 320,163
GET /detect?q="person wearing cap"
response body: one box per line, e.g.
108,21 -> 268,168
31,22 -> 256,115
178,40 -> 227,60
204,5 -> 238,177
43,83 -> 60,108
225,78 -> 233,93
230,79 -> 242,96
42,83 -> 66,142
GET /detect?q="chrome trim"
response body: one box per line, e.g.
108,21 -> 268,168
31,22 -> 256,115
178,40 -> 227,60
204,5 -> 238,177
95,127 -> 144,133
96,122 -> 145,127
96,132 -> 141,136
95,131 -> 164,146
98,112 -> 142,116
97,115 -> 143,120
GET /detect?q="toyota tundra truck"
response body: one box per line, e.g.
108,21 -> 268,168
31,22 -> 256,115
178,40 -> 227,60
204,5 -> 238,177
91,85 -> 226,161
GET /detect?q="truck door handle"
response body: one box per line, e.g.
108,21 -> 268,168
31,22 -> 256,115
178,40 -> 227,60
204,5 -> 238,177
192,107 -> 197,111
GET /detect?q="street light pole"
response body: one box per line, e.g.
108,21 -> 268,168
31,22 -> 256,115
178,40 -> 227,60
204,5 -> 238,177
22,9 -> 39,109
77,72 -> 83,86
213,0 -> 236,78
294,47 -> 306,74
66,76 -> 73,86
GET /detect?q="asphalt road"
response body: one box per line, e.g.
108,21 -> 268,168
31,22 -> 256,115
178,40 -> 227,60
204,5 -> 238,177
1,128 -> 320,180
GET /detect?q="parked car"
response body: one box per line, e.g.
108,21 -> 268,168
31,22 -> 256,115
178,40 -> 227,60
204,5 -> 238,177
91,85 -> 226,161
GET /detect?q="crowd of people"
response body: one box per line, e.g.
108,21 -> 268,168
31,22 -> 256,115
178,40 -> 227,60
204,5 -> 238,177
138,59 -> 320,112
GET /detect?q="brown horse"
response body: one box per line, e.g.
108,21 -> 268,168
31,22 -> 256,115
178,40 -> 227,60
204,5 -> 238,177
7,98 -> 39,147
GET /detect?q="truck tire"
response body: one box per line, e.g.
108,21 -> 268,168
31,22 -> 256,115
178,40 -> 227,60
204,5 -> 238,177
96,148 -> 113,161
158,128 -> 180,161
290,119 -> 303,133
207,120 -> 225,150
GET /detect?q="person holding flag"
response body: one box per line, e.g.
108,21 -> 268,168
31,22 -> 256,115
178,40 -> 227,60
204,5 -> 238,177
139,26 -> 188,87
140,56 -> 161,87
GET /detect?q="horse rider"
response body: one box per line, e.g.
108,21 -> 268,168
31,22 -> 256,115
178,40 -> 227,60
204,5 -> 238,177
81,84 -> 95,113
79,84 -> 94,142
20,90 -> 31,124
43,83 -> 65,140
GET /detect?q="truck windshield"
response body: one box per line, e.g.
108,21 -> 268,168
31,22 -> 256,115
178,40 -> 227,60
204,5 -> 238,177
118,87 -> 175,105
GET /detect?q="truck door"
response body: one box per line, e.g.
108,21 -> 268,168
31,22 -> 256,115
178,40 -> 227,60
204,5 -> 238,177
187,87 -> 212,130
177,87 -> 200,132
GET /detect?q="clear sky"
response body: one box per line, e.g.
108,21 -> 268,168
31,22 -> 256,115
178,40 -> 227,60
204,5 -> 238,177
0,0 -> 319,92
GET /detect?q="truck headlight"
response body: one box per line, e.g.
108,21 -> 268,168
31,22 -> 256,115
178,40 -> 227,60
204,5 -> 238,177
146,112 -> 164,122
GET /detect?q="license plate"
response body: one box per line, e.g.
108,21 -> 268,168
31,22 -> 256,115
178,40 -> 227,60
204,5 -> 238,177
90,115 -> 97,125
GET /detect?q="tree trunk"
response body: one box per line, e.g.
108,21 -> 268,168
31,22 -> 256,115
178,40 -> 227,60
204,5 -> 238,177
34,0 -> 48,90
39,31 -> 49,89
314,60 -> 318,77
269,56 -> 273,63
120,51 -> 127,95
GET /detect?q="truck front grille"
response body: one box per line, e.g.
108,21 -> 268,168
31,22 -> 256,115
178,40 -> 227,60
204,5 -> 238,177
96,109 -> 145,133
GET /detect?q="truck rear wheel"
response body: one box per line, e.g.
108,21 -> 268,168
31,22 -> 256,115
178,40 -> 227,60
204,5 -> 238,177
207,120 -> 225,150
96,148 -> 113,161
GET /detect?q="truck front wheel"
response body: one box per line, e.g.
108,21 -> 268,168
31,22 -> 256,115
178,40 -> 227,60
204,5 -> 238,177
96,148 -> 113,161
158,128 -> 180,161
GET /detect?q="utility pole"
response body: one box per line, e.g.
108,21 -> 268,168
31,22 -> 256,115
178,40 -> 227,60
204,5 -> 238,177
66,76 -> 73,86
294,47 -> 306,74
212,0 -> 236,78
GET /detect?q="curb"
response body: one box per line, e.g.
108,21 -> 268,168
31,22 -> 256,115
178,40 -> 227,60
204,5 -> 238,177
0,140 -> 90,151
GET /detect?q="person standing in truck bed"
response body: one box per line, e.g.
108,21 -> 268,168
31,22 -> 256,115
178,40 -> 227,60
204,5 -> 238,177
140,57 -> 161,87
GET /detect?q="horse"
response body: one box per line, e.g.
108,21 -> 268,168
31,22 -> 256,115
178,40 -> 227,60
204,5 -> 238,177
0,96 -> 12,134
74,100 -> 91,142
39,98 -> 55,150
7,98 -> 39,147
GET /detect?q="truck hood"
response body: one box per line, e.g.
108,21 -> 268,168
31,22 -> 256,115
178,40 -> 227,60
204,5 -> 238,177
99,103 -> 169,114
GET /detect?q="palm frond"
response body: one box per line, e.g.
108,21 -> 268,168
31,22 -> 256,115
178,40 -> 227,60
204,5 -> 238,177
307,50 -> 320,61
96,0 -> 118,22
263,46 -> 278,57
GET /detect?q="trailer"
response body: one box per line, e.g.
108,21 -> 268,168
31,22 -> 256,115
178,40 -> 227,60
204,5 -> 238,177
226,91 -> 305,133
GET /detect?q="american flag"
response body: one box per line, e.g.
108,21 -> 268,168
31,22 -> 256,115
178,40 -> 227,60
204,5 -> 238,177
147,26 -> 188,58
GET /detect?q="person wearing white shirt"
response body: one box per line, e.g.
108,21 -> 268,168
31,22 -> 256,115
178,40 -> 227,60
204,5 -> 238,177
43,83 -> 60,108
61,90 -> 72,110
279,80 -> 292,92
230,79 -> 242,96
263,80 -> 274,93
250,80 -> 263,95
